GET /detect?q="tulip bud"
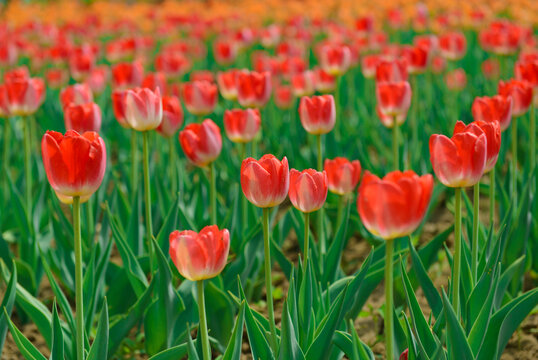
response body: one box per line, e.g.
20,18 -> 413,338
472,95 -> 513,131
156,95 -> 184,138
124,87 -> 163,131
223,108 -> 261,143
5,77 -> 45,116
454,120 -> 501,173
241,154 -> 289,208
498,79 -> 533,117
299,94 -> 336,135
376,81 -> 412,117
179,119 -> 222,167
289,169 -> 328,213
237,70 -> 271,108
217,69 -> 239,101
324,157 -> 362,195
60,83 -> 93,109
64,102 -> 102,133
182,80 -> 218,116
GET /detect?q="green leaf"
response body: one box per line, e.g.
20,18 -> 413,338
441,290 -> 474,360
148,344 -> 188,360
49,300 -> 64,360
205,281 -> 234,348
222,301 -> 246,360
155,193 -> 181,253
4,308 -> 47,360
332,331 -> 375,360
186,325 -> 201,360
323,199 -> 351,284
0,260 -> 17,357
278,299 -> 304,360
87,298 -> 109,360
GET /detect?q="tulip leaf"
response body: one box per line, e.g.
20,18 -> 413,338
222,300 -> 246,360
155,193 -> 181,253
147,344 -> 188,360
323,198 -> 351,284
441,290 -> 474,360
332,331 -> 375,360
278,299 -> 304,360
494,256 -> 524,309
126,184 -> 143,256
4,308 -> 47,360
49,300 -> 64,360
0,260 -> 17,358
87,298 -> 109,360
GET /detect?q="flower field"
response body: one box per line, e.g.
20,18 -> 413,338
0,0 -> 537,359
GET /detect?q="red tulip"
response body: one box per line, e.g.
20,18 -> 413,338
69,52 -> 95,82
376,59 -> 408,82
86,66 -> 109,95
64,102 -> 102,133
179,119 -> 222,167
314,67 -> 336,93
223,108 -> 261,143
4,67 -> 30,83
324,157 -> 362,195
413,34 -> 439,54
0,84 -> 9,118
241,154 -> 289,208
45,68 -> 69,90
400,349 -> 409,360
288,169 -> 328,213
41,130 -> 106,204
5,77 -> 45,116
429,126 -> 487,187
155,51 -> 191,80
454,120 -> 501,173
318,43 -> 351,76
498,79 -> 532,117
481,59 -> 500,80
112,61 -> 144,90
182,80 -> 218,116
169,225 -> 230,281
274,84 -> 294,110
376,105 -> 407,128
260,24 -> 281,48
237,70 -> 271,108
291,70 -> 316,97
376,81 -> 412,117
213,37 -> 238,66
361,54 -> 381,79
298,94 -> 336,135
401,45 -> 430,74
472,95 -> 513,131
142,72 -> 167,94
431,56 -> 446,74
217,69 -> 239,101
355,16 -> 374,35
445,68 -> 467,91
124,87 -> 163,131
0,41 -> 17,67
156,95 -> 184,138
358,170 -> 433,240
439,31 -> 466,60
515,60 -> 538,104
60,83 -> 93,109
112,90 -> 130,128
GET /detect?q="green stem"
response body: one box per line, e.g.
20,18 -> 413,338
392,121 -> 399,171
87,197 -> 94,247
511,116 -> 518,216
262,208 -> 278,353
210,161 -> 217,225
169,137 -> 177,196
530,104 -> 536,195
3,117 -> 11,195
411,75 -> 418,162
240,143 -> 248,228
336,194 -> 346,229
142,131 -> 154,274
453,188 -> 462,317
304,212 -> 310,266
490,167 -> 496,229
24,117 -> 32,217
197,280 -> 211,360
316,134 -> 325,269
472,182 -> 479,285
73,196 -> 84,360
316,134 -> 323,171
131,130 -> 138,191
384,239 -> 394,360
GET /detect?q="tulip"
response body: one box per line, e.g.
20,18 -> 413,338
291,70 -> 316,97
111,90 -> 129,128
4,67 -> 29,83
41,130 -> 106,360
237,70 -> 271,108
213,37 -> 238,66
375,81 -> 411,117
498,79 -> 533,117
431,56 -> 446,74
169,225 -> 230,360
273,84 -> 294,110
314,67 -> 336,93
142,72 -> 167,94
289,168 -> 328,264
240,154 -> 289,351
217,69 -> 239,101
156,95 -> 184,138
45,68 -> 69,90
361,55 -> 381,79
400,349 -> 409,360
64,102 -> 102,133
401,45 -> 430,74
223,108 -> 261,143
182,80 -> 218,117
376,59 -> 408,82
155,51 -> 190,80
481,59 -> 500,80
439,31 -> 467,60
69,52 -> 94,82
5,77 -> 45,116
472,95 -> 513,131
86,66 -> 109,95
60,83 -> 93,109
318,43 -> 351,76
357,170 -> 433,360
298,94 -> 336,136
445,68 -> 467,91
124,87 -> 163,131
112,61 -> 144,90
179,119 -> 222,168
190,71 -> 215,84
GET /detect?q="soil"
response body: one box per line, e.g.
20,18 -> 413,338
2,197 -> 537,359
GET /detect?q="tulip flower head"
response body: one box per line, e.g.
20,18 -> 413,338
445,68 -> 467,91
429,124 -> 487,187
41,130 -> 106,204
471,95 -> 513,131
169,225 -> 230,281
498,79 -> 533,117
156,95 -> 184,138
274,84 -> 294,110
324,157 -> 362,195
439,31 -> 467,60
217,69 -> 240,101
5,77 -> 45,116
223,108 -> 261,143
237,70 -> 271,108
182,80 -> 218,116
288,169 -> 328,213
124,87 -> 163,131
376,59 -> 408,82
64,102 -> 102,133
112,61 -> 144,90
376,81 -> 412,118
179,119 -> 222,167
454,120 -> 501,173
358,170 -> 433,240
318,42 -> 351,76
299,94 -> 336,135
241,154 -> 289,208
60,83 -> 93,109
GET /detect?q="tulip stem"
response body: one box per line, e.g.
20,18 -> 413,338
336,194 -> 346,230
384,239 -> 394,360
262,208 -> 278,353
392,121 -> 399,171
73,196 -> 84,360
142,131 -> 154,275
316,134 -> 326,269
240,143 -> 248,229
131,130 -> 138,192
472,182 -> 479,285
168,137 -> 177,196
304,212 -> 310,266
531,104 -> 536,196
511,116 -> 518,218
197,280 -> 211,360
24,117 -> 32,217
411,75 -> 418,164
3,117 -> 11,194
316,134 -> 323,171
210,161 -> 217,225
452,188 -> 462,317
490,167 -> 496,229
